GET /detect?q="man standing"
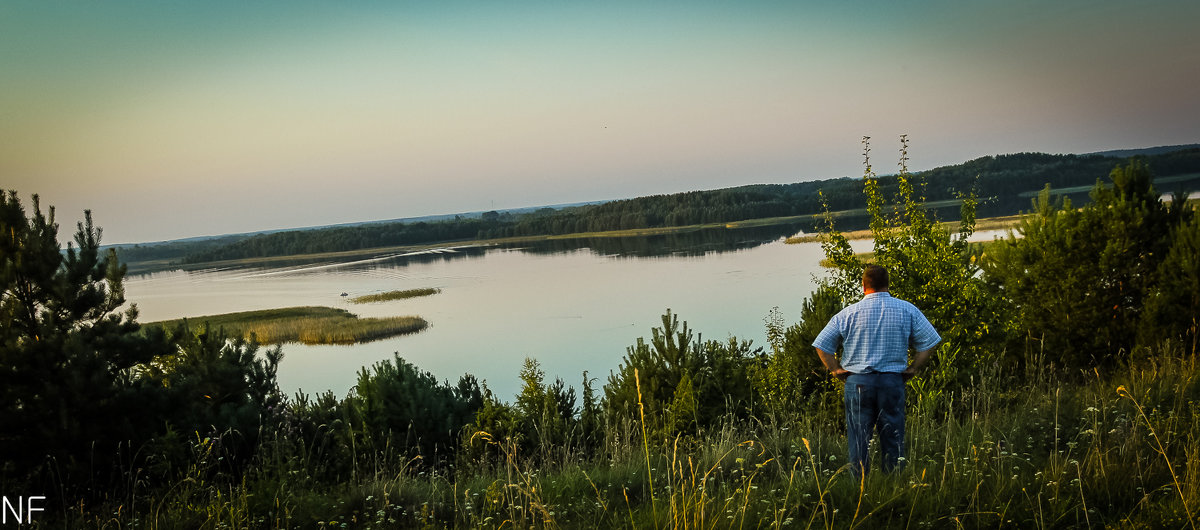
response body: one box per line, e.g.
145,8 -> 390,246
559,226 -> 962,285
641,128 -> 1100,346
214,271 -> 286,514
812,264 -> 940,479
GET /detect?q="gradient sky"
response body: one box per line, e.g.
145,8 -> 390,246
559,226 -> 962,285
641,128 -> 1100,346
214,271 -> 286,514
3,1 -> 1199,244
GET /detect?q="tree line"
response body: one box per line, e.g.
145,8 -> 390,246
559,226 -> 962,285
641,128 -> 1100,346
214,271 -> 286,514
172,148 -> 1200,264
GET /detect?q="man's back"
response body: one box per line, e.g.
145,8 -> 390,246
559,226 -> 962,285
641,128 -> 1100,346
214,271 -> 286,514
812,292 -> 940,374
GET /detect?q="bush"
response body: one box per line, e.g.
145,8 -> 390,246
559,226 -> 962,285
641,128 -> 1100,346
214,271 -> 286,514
604,310 -> 760,441
985,160 -> 1196,368
345,354 -> 483,466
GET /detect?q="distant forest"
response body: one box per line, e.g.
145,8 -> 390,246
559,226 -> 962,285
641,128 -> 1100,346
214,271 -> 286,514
159,148 -> 1200,265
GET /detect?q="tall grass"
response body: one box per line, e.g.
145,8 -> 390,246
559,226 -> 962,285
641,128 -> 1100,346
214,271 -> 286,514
60,344 -> 1199,528
350,288 -> 441,304
147,306 -> 427,345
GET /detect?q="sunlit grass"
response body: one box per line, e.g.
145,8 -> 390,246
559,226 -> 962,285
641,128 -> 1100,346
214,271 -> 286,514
147,306 -> 427,345
349,288 -> 441,304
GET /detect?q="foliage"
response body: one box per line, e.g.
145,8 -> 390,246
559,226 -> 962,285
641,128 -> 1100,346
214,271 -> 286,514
9,143 -> 1200,526
984,159 -> 1197,368
110,233 -> 250,273
752,288 -> 843,417
604,310 -> 760,440
1144,208 -> 1200,353
464,360 -> 599,469
134,324 -> 284,477
346,354 -> 483,466
0,192 -> 172,495
510,358 -> 578,460
819,137 -> 1009,399
49,343 -> 1200,529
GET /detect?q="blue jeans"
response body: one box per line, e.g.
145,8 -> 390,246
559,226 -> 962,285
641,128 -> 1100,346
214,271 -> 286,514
844,373 -> 906,479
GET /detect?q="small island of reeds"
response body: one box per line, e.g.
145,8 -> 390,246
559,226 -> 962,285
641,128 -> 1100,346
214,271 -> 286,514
147,306 -> 427,345
349,287 -> 441,304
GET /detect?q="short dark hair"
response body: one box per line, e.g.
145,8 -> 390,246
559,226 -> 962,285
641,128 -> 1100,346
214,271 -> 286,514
863,264 -> 889,291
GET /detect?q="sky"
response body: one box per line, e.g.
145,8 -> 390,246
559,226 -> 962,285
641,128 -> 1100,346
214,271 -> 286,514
3,1 -> 1199,244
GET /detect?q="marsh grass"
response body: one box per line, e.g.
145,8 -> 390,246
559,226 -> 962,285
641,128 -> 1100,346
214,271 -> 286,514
147,306 -> 427,345
350,288 -> 441,304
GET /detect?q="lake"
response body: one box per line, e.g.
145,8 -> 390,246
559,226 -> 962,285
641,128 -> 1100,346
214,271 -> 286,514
125,225 -> 902,401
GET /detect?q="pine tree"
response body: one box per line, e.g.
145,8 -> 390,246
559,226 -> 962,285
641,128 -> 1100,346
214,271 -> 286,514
985,160 -> 1182,368
1,192 -> 170,493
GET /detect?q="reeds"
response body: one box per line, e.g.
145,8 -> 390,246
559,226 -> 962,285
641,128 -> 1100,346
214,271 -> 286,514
147,306 -> 427,345
349,288 -> 441,304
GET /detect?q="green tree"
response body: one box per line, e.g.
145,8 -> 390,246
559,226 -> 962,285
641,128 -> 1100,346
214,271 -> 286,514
984,160 -> 1182,368
1,192 -> 171,493
513,357 -> 578,460
345,354 -> 482,466
1142,208 -> 1200,353
134,323 -> 283,474
605,310 -> 698,437
578,371 -> 603,453
605,310 -> 758,440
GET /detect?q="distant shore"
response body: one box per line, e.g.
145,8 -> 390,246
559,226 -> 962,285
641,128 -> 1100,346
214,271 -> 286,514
785,214 -> 1025,244
157,204 -> 1019,273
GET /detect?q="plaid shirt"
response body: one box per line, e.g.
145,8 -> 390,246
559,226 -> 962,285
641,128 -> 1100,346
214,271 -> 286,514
812,292 -> 941,374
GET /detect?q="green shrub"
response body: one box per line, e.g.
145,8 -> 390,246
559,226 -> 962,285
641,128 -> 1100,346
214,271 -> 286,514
345,355 -> 483,466
605,310 -> 760,442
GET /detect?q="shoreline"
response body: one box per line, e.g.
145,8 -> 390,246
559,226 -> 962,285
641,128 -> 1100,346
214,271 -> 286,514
143,208 -> 1024,274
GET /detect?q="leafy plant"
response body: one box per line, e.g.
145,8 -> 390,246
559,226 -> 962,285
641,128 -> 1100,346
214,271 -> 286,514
818,137 -> 1008,400
752,289 -> 843,417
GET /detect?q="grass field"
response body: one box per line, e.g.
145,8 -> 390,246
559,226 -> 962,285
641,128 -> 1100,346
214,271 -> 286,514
146,306 -> 427,345
85,343 -> 1200,528
349,288 -> 441,304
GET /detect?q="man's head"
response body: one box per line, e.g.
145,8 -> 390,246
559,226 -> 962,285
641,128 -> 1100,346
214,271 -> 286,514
862,264 -> 889,293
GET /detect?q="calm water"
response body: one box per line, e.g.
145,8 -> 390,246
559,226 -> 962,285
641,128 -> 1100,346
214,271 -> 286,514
125,226 -> 877,400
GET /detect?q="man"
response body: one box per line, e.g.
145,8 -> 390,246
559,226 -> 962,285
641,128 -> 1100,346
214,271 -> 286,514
812,264 -> 940,479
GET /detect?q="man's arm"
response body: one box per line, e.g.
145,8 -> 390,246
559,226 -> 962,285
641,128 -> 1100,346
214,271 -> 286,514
816,348 -> 851,381
901,346 -> 935,381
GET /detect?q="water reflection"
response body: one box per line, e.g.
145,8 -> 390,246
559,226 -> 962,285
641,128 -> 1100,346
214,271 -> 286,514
168,223 -> 816,278
331,246 -> 490,275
